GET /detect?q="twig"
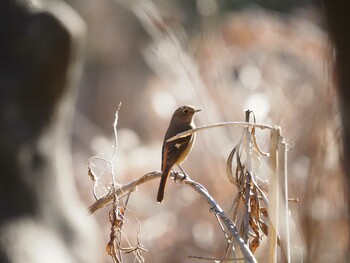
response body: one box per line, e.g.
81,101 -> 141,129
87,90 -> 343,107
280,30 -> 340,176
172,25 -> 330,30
111,102 -> 122,187
213,214 -> 233,262
268,129 -> 279,263
88,171 -> 257,263
278,134 -> 291,262
181,176 -> 257,263
188,255 -> 245,261
88,171 -> 161,214
87,103 -> 122,200
166,122 -> 277,142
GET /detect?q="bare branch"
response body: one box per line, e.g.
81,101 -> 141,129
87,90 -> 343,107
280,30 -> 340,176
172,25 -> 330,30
166,122 -> 277,143
88,171 -> 257,262
88,171 -> 161,214
180,175 -> 257,263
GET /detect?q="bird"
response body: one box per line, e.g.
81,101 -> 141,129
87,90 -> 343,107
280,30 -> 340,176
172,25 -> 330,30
157,105 -> 201,203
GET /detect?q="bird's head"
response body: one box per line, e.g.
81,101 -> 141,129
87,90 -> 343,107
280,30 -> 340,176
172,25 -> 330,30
171,105 -> 201,124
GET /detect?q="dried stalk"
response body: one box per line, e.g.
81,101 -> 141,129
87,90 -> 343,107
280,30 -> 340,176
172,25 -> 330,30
226,110 -> 275,255
268,128 -> 279,263
166,122 -> 277,143
278,134 -> 290,263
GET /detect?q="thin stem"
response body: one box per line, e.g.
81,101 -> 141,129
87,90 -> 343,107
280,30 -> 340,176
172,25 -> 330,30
166,122 -> 277,143
111,102 -> 122,187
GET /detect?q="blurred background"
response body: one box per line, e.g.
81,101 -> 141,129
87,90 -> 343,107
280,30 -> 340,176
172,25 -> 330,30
63,0 -> 347,262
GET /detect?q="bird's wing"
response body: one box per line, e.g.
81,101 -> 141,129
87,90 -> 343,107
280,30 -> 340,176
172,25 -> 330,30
161,135 -> 192,171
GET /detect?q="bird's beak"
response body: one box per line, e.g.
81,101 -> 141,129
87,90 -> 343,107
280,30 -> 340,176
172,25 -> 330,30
195,109 -> 201,113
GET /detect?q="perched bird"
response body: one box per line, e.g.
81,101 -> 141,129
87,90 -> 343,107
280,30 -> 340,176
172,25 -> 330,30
157,105 -> 200,203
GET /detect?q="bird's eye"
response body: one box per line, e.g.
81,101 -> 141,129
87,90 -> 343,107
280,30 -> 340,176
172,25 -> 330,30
183,109 -> 189,114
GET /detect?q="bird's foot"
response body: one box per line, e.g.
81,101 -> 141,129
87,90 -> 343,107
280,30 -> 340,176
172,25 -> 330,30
180,172 -> 187,182
174,171 -> 187,183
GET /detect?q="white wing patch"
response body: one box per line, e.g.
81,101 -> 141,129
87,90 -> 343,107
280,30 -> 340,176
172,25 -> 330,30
175,143 -> 182,149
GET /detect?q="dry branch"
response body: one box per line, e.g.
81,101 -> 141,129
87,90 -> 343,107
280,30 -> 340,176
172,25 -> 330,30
166,122 -> 277,142
88,171 -> 161,213
182,175 -> 258,263
268,129 -> 279,263
88,171 -> 258,263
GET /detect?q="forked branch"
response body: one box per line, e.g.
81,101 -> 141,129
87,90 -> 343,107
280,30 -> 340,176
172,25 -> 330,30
88,171 -> 257,263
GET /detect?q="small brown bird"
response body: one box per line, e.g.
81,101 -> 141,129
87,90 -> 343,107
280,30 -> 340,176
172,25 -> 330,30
157,105 -> 201,203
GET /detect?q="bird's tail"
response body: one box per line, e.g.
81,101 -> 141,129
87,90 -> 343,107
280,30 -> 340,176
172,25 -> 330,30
157,167 -> 171,203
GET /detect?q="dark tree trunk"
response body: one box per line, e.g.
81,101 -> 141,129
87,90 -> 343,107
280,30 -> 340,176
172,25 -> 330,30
0,0 -> 102,262
321,0 -> 350,255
